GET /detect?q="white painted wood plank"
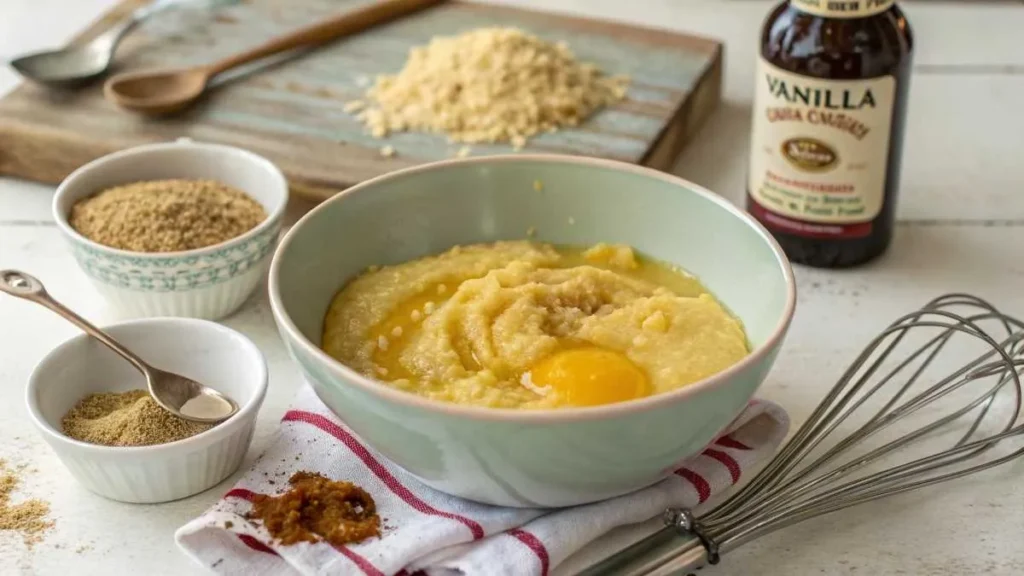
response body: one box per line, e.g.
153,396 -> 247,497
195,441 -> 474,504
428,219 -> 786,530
0,179 -> 57,223
895,73 -> 1024,221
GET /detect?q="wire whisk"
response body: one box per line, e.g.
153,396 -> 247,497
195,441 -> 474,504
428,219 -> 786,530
577,294 -> 1024,575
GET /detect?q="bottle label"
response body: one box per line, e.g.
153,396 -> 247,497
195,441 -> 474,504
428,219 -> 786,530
747,59 -> 896,239
790,0 -> 895,18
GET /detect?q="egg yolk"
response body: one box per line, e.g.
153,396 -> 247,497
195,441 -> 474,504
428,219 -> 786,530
528,348 -> 650,407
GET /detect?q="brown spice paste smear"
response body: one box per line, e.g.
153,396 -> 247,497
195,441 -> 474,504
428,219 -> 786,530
249,472 -> 381,547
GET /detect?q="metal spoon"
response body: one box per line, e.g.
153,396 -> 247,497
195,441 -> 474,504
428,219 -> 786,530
104,0 -> 443,115
0,270 -> 237,424
8,0 -> 236,89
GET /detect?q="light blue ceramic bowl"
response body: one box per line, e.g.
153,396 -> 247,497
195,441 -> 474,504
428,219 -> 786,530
269,155 -> 795,508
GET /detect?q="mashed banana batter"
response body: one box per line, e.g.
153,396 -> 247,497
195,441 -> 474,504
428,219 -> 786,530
322,241 -> 748,409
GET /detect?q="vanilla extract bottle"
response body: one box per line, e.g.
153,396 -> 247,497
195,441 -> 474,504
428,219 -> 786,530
746,0 -> 913,268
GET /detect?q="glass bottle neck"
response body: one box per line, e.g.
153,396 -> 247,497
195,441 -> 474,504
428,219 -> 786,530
790,0 -> 895,18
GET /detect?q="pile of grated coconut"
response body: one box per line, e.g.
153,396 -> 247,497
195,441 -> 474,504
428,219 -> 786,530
348,27 -> 630,149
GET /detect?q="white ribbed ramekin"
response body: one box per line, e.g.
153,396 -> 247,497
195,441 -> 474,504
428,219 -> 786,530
26,318 -> 267,504
52,139 -> 289,321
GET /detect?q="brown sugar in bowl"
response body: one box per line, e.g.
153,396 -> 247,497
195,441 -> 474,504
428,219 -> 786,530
67,179 -> 267,254
52,139 -> 288,320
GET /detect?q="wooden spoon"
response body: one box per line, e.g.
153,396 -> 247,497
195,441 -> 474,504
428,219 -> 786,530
104,0 -> 444,115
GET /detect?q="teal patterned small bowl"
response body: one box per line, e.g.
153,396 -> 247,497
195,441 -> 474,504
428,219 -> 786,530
269,155 -> 796,507
53,140 -> 288,320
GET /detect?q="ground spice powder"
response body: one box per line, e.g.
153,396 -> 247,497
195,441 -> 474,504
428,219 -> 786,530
69,179 -> 266,253
62,389 -> 212,447
249,471 -> 380,547
0,460 -> 53,547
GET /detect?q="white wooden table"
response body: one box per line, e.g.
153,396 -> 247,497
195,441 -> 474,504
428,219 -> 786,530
2,1 -> 1023,574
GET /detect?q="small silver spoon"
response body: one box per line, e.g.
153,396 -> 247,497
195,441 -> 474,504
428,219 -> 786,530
0,270 -> 237,424
8,0 -> 236,89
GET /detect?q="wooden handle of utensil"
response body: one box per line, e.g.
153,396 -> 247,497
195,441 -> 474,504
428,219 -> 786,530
207,0 -> 444,76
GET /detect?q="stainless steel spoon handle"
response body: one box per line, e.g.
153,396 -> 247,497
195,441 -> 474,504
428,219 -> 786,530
135,0 -> 241,21
89,0 -> 239,54
0,270 -> 152,377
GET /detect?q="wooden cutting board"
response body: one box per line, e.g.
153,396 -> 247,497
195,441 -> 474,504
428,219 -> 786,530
0,0 -> 722,202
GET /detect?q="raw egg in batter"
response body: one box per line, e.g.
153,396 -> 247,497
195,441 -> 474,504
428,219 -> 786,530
528,347 -> 650,407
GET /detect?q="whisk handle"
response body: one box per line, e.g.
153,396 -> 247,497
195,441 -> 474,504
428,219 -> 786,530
571,525 -> 709,576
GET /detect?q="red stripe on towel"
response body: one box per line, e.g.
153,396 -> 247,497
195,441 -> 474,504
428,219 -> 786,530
283,410 -> 487,540
714,436 -> 752,450
237,534 -> 277,556
703,448 -> 742,483
674,468 -> 711,503
225,488 -> 258,501
507,528 -> 551,576
333,544 -> 386,576
225,489 -> 270,559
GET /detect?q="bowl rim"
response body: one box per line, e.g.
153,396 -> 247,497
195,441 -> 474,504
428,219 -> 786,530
51,139 -> 289,260
269,153 -> 797,423
25,317 -> 269,454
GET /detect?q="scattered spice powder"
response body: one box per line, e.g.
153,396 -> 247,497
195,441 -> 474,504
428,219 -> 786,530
354,27 -> 630,147
69,179 -> 267,253
249,471 -> 380,547
0,460 -> 53,547
62,389 -> 212,447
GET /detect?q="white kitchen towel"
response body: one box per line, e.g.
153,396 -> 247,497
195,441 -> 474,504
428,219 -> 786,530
176,384 -> 789,576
